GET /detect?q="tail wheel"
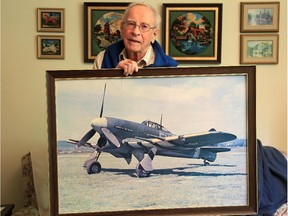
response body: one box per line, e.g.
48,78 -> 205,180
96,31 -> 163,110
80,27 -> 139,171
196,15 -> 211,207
204,160 -> 210,166
87,161 -> 102,174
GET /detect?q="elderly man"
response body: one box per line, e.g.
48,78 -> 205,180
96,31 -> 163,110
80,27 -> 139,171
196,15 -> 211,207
93,2 -> 178,76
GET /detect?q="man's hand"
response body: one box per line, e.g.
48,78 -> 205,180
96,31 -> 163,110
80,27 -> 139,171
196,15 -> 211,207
116,59 -> 139,76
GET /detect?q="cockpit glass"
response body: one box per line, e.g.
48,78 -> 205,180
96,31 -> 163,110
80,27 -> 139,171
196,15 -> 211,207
141,120 -> 170,132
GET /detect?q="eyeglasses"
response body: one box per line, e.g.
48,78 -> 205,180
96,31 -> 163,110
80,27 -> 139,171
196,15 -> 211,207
123,21 -> 156,32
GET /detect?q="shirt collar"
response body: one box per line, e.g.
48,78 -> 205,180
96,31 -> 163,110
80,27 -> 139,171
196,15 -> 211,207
119,45 -> 155,68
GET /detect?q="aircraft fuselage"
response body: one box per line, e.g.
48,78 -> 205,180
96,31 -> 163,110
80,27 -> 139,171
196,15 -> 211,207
90,116 -> 234,162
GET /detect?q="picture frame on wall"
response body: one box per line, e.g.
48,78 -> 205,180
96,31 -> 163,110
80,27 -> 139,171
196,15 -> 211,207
84,2 -> 130,63
37,35 -> 64,59
37,8 -> 65,32
162,3 -> 222,63
46,66 -> 257,216
240,34 -> 279,64
240,2 -> 280,33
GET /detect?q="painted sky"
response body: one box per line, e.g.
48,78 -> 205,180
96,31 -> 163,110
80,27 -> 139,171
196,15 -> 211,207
55,75 -> 247,142
96,12 -> 123,33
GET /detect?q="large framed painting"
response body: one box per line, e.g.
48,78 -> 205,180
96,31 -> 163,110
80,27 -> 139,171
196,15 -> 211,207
163,4 -> 222,63
47,66 -> 257,215
240,2 -> 280,32
84,2 -> 130,63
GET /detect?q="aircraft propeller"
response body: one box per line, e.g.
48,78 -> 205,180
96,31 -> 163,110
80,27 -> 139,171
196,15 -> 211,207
77,129 -> 96,147
77,84 -> 107,147
99,83 -> 106,118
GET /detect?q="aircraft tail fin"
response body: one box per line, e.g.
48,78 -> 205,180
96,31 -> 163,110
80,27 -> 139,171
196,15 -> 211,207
201,146 -> 231,153
196,147 -> 230,162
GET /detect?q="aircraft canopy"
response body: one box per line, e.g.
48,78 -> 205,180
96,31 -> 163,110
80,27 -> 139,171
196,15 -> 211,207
141,120 -> 170,132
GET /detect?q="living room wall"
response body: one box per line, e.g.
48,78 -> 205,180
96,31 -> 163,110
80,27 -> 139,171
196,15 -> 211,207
1,0 -> 287,212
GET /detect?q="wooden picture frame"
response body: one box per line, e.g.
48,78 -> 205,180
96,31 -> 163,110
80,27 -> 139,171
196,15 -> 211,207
37,8 -> 65,32
47,66 -> 257,215
240,2 -> 280,33
240,34 -> 279,64
163,4 -> 222,63
37,35 -> 64,59
84,2 -> 130,63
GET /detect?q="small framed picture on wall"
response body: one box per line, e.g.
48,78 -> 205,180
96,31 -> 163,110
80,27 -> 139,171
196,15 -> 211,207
240,34 -> 279,64
84,2 -> 129,63
240,2 -> 280,32
37,35 -> 64,59
37,8 -> 65,32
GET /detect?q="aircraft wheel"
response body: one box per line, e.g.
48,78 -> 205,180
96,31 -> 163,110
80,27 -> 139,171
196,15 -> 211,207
204,161 -> 210,166
87,161 -> 102,174
135,164 -> 150,178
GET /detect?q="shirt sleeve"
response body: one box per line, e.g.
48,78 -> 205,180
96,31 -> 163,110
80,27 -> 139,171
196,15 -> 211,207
92,51 -> 105,69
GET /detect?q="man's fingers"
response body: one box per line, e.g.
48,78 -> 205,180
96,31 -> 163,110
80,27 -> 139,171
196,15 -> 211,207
117,60 -> 139,76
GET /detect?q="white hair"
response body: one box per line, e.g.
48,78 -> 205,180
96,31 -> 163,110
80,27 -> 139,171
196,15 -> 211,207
122,2 -> 161,28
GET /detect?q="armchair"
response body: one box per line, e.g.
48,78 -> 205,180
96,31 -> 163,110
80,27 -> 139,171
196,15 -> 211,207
12,149 -> 49,216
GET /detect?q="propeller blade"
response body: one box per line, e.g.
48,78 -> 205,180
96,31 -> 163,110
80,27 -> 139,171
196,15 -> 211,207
99,84 -> 107,118
101,128 -> 121,147
77,129 -> 96,147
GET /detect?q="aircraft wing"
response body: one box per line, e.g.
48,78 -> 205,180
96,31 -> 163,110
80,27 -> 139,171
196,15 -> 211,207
123,130 -> 236,148
165,130 -> 237,147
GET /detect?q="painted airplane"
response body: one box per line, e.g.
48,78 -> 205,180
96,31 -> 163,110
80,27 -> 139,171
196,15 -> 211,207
68,84 -> 237,177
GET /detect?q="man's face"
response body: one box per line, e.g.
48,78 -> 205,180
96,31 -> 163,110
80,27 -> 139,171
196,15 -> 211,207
121,5 -> 159,59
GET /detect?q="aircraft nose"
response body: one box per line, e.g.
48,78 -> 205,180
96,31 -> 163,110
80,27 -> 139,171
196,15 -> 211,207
91,117 -> 107,129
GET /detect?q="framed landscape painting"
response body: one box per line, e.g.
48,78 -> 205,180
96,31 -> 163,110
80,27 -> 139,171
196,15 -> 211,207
240,34 -> 279,64
84,2 -> 129,63
163,4 -> 222,63
47,66 -> 257,215
240,2 -> 280,32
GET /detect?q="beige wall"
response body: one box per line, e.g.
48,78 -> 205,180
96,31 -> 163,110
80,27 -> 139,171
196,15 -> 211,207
1,0 -> 287,211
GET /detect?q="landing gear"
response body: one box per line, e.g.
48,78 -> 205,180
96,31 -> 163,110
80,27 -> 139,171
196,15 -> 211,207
134,147 -> 157,177
135,163 -> 151,178
87,161 -> 102,174
85,150 -> 102,175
